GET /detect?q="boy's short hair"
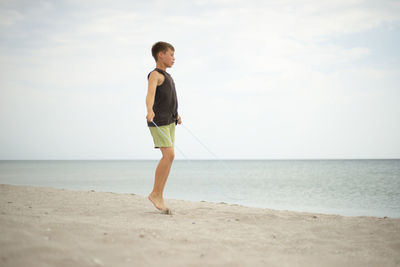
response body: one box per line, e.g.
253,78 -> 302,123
151,41 -> 175,62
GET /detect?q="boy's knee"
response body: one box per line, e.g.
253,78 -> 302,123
162,149 -> 175,162
166,152 -> 175,162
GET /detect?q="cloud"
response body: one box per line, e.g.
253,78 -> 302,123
0,8 -> 23,27
0,0 -> 399,159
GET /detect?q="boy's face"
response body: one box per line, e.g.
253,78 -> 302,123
158,48 -> 175,67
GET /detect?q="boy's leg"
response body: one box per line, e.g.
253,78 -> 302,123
158,147 -> 175,192
148,147 -> 175,211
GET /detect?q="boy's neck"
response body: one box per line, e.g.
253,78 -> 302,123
156,62 -> 167,71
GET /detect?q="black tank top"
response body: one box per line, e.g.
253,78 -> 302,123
147,68 -> 178,127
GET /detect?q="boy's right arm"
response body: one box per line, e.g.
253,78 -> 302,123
146,71 -> 160,122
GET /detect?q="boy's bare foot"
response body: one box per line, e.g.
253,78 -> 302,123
148,193 -> 172,214
148,192 -> 166,211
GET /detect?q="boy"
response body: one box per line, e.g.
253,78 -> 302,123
146,41 -> 182,214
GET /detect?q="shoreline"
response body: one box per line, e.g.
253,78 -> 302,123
2,182 -> 397,219
1,184 -> 400,267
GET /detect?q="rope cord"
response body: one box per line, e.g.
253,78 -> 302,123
151,120 -> 247,201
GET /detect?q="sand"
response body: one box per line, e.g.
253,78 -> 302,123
0,184 -> 399,267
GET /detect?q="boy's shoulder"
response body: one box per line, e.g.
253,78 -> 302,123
147,69 -> 164,80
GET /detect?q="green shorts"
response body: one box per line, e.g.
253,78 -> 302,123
148,122 -> 175,148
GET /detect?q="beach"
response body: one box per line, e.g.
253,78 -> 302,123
1,184 -> 399,267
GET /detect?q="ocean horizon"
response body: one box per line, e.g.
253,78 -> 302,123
1,159 -> 399,218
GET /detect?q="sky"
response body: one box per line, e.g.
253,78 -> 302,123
0,0 -> 399,160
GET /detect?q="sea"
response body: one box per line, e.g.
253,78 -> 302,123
0,159 -> 399,218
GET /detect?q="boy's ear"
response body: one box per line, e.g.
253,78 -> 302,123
157,51 -> 164,61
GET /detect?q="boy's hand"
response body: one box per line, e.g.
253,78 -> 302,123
146,111 -> 155,122
177,115 -> 182,124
